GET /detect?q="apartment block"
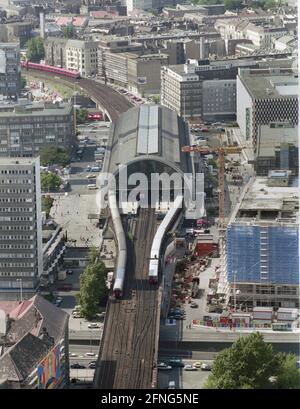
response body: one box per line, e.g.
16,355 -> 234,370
237,68 -> 298,150
0,157 -> 43,300
0,100 -> 75,157
0,42 -> 20,99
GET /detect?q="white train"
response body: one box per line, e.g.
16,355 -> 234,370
149,195 -> 183,284
108,190 -> 127,298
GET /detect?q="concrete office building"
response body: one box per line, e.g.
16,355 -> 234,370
161,64 -> 202,120
0,100 -> 75,157
161,61 -> 239,120
237,68 -> 298,151
220,172 -> 299,309
44,37 -> 67,68
0,43 -> 20,99
127,53 -> 169,96
97,38 -> 143,78
202,79 -> 236,122
0,157 -> 43,300
66,39 -> 98,77
255,122 -> 298,176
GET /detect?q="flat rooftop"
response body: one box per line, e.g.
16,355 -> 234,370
232,176 -> 299,225
239,69 -> 298,100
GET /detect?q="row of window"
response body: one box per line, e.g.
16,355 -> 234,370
0,262 -> 35,267
0,216 -> 33,221
0,226 -> 33,231
0,169 -> 31,175
0,198 -> 32,203
0,179 -> 32,184
0,189 -> 32,193
0,253 -> 34,259
0,244 -> 34,249
0,235 -> 34,240
0,208 -> 32,213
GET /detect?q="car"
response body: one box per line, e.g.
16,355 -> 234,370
69,353 -> 77,357
71,363 -> 85,369
85,352 -> 96,357
201,363 -> 212,371
158,365 -> 172,371
66,269 -> 73,275
86,174 -> 96,179
168,381 -> 176,389
193,361 -> 202,368
184,365 -> 198,371
190,302 -> 198,308
168,360 -> 184,368
88,362 -> 96,369
72,313 -> 83,318
88,323 -> 100,329
91,166 -> 101,172
200,127 -> 209,132
56,296 -> 63,301
54,299 -> 62,307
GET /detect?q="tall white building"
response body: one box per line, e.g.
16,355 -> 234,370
126,0 -> 153,13
66,39 -> 98,77
0,157 -> 43,300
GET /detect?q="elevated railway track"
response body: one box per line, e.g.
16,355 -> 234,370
94,208 -> 159,389
22,69 -> 133,122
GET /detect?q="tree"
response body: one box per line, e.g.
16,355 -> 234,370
42,196 -> 54,218
40,146 -> 70,167
63,24 -> 74,39
76,260 -> 107,319
26,37 -> 45,63
76,108 -> 89,124
204,333 -> 300,389
224,0 -> 244,9
276,354 -> 300,389
41,172 -> 62,192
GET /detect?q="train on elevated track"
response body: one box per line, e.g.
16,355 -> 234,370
108,192 -> 183,298
108,191 -> 127,298
21,60 -> 81,79
149,195 -> 183,284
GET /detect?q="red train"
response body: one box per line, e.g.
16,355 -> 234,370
21,60 -> 81,79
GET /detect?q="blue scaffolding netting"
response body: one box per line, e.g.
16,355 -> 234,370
227,224 -> 299,284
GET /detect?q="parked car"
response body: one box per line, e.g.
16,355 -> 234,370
193,361 -> 202,368
184,365 -> 198,371
71,363 -> 85,369
168,381 -> 176,389
85,352 -> 96,357
157,363 -> 172,371
88,362 -> 96,369
168,360 -> 184,368
66,269 -> 73,275
190,302 -> 198,308
69,353 -> 77,357
201,363 -> 212,371
88,323 -> 100,329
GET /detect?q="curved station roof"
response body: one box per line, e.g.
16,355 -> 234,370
103,104 -> 192,176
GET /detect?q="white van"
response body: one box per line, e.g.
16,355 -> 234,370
168,381 -> 176,389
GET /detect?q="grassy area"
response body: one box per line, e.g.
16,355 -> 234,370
24,73 -> 75,99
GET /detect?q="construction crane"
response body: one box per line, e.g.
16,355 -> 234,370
181,145 -> 244,228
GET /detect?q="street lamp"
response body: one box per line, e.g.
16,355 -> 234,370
16,278 -> 23,302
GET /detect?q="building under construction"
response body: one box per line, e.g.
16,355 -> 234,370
218,170 -> 299,309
